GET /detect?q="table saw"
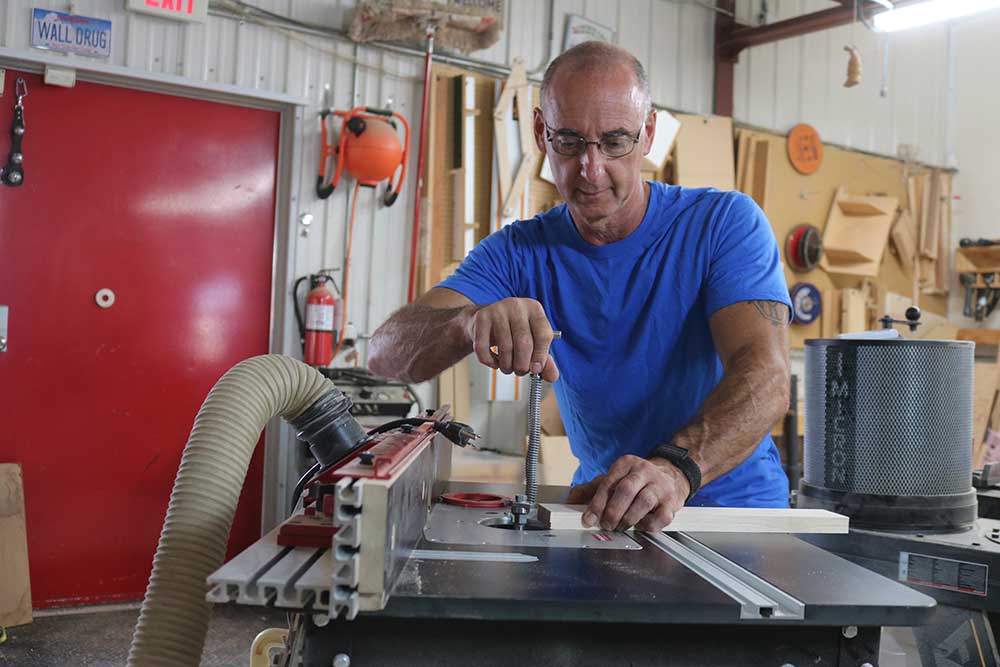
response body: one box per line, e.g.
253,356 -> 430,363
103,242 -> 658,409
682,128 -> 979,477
208,421 -> 936,667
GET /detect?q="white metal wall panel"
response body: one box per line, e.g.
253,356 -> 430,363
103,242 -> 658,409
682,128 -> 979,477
733,0 -> 952,166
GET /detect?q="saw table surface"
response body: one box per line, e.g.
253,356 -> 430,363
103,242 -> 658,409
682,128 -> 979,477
378,481 -> 935,627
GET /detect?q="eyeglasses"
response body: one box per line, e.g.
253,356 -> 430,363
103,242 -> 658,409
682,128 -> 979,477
543,120 -> 642,158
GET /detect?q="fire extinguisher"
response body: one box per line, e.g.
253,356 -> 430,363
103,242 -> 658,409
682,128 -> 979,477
293,274 -> 342,367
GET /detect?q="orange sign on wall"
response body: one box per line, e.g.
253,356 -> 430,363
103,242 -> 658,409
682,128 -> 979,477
787,123 -> 823,175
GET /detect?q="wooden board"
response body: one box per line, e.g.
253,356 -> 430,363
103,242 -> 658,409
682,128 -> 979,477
0,463 -> 32,627
934,171 -> 951,291
673,114 -> 736,190
420,64 -> 499,296
920,171 -> 939,259
735,129 -> 751,193
538,504 -> 848,534
841,287 -> 869,332
821,288 -> 842,338
437,356 -> 471,424
750,139 -> 770,209
889,210 -> 917,278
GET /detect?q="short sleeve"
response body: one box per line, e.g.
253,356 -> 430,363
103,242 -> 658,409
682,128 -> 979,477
436,225 -> 521,305
703,193 -> 792,319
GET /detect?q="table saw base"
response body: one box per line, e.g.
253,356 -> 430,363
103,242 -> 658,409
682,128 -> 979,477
301,616 -> 880,667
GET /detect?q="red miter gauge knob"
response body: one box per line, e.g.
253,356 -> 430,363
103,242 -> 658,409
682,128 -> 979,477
440,492 -> 509,508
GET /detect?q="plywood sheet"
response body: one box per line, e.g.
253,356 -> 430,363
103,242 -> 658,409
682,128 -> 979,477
0,463 -> 32,627
538,504 -> 848,534
673,114 -> 735,191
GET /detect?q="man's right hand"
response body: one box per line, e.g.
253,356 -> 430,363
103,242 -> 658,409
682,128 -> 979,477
463,297 -> 559,381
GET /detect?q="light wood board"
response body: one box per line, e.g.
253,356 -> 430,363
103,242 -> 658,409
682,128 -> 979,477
538,503 -> 849,534
0,463 -> 32,627
673,114 -> 735,191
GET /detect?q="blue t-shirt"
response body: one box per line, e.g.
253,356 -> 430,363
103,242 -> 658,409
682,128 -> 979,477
438,183 -> 792,507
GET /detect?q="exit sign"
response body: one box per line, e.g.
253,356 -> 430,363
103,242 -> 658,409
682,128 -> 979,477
127,0 -> 208,24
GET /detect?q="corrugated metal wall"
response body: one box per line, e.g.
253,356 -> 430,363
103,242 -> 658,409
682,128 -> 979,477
732,0 -> 953,167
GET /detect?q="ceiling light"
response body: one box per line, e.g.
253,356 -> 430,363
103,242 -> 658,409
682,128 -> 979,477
872,0 -> 1000,32
873,0 -> 1000,32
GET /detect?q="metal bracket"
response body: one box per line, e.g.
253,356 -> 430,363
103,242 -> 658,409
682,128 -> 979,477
643,532 -> 806,620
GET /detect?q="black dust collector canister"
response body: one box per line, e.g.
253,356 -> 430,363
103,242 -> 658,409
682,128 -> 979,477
797,338 -> 977,532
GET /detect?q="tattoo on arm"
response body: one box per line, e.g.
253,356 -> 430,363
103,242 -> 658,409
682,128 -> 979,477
752,300 -> 790,327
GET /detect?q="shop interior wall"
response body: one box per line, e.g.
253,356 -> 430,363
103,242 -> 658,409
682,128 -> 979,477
0,0 -> 719,519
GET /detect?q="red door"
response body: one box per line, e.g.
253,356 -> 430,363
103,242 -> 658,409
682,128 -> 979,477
0,69 -> 280,607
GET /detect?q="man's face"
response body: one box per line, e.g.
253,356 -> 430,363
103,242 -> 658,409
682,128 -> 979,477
533,63 -> 656,231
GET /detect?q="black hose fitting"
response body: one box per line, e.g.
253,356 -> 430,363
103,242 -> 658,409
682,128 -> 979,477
289,388 -> 367,469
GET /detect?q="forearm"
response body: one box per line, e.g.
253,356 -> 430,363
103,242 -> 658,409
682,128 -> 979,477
368,304 -> 474,383
665,345 -> 789,485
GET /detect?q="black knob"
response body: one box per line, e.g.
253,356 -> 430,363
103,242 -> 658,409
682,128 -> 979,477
905,306 -> 921,322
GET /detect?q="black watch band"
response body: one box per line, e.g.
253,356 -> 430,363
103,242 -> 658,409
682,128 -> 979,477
649,443 -> 702,501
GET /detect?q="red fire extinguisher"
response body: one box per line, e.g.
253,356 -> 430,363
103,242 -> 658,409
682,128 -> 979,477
293,274 -> 342,367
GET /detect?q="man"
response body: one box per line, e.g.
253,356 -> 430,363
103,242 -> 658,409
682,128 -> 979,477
369,41 -> 791,532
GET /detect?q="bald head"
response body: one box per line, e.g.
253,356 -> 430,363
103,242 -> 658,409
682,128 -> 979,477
540,41 -> 651,117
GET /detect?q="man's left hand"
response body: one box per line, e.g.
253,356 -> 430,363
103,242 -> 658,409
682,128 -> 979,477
565,455 -> 689,532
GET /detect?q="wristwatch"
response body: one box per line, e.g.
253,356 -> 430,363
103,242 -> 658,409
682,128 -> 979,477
649,442 -> 702,501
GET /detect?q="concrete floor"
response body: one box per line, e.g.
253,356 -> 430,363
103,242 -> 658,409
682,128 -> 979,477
0,603 -> 287,666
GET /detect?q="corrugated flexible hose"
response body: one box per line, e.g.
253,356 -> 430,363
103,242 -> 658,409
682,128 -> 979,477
127,355 -> 336,666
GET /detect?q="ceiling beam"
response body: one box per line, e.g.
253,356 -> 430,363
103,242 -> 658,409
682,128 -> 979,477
717,0 -> 919,61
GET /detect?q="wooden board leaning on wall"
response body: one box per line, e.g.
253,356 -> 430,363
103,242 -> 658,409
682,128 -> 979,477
416,64 -> 499,295
735,127 -> 951,349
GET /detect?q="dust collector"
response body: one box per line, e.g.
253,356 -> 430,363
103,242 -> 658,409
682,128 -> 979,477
797,337 -> 977,532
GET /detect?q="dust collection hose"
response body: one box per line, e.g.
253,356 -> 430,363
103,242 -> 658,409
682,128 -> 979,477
127,354 -> 363,666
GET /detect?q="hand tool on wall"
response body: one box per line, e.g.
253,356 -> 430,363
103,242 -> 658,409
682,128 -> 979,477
960,238 -> 1000,248
960,272 -> 976,317
1,78 -> 27,187
976,273 -> 996,321
984,273 -> 997,321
